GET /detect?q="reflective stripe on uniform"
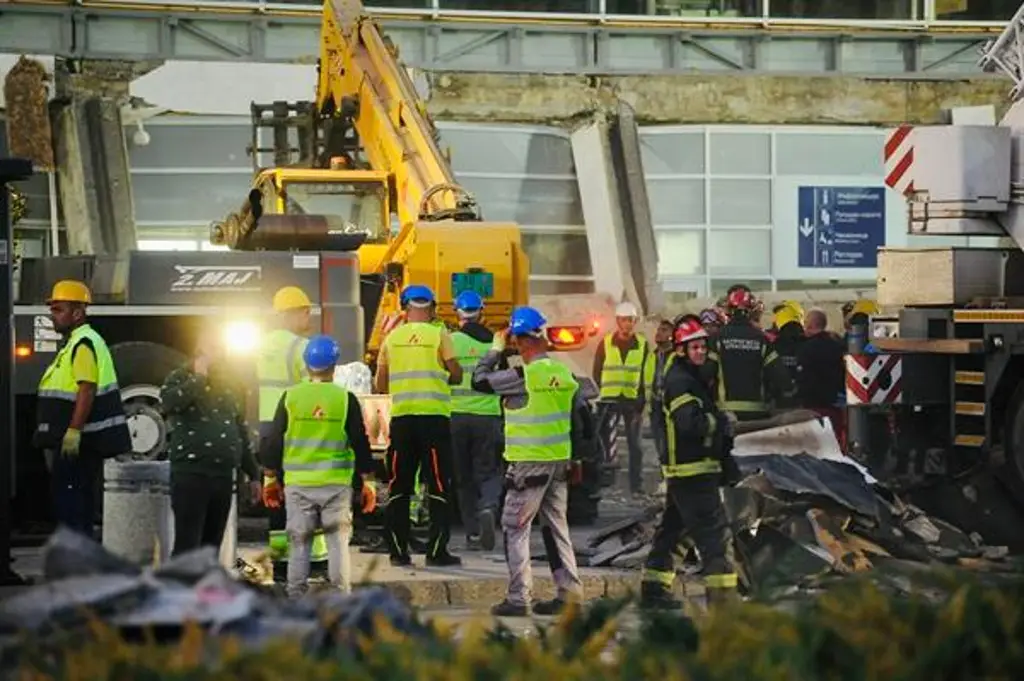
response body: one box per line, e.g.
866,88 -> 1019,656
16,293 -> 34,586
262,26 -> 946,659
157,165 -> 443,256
642,567 -> 675,587
504,358 -> 578,463
704,572 -> 739,589
384,323 -> 451,418
661,458 -> 722,478
258,329 -> 307,422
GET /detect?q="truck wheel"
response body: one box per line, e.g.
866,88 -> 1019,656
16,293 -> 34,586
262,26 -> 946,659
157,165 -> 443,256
111,342 -> 188,461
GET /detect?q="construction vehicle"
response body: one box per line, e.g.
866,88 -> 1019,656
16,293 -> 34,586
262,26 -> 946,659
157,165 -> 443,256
210,0 -> 589,362
846,4 -> 1024,550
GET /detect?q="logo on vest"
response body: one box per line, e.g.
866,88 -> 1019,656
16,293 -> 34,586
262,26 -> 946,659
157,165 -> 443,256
312,405 -> 326,420
548,376 -> 562,388
407,334 -> 421,344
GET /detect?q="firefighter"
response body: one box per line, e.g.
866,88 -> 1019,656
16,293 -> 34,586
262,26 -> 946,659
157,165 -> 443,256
375,284 -> 463,567
640,317 -> 739,611
472,306 -> 586,616
844,299 -> 879,335
260,335 -> 378,597
650,319 -> 676,462
710,285 -> 794,422
35,280 -> 132,538
257,286 -> 328,572
448,290 -> 503,551
772,301 -> 806,402
593,301 -> 655,495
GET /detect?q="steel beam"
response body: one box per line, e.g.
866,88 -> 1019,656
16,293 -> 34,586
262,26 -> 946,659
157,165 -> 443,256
0,3 -> 994,76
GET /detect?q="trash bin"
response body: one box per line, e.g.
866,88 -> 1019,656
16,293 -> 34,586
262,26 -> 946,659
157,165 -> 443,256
102,460 -> 174,566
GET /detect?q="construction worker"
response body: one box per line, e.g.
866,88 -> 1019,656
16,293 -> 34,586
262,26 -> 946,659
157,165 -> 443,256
710,284 -> 793,422
592,301 -> 655,495
257,286 -> 327,572
641,317 -> 739,610
34,280 -> 131,537
260,335 -> 377,597
650,319 -> 676,462
449,290 -> 503,551
472,306 -> 586,616
375,284 -> 463,567
796,308 -> 847,449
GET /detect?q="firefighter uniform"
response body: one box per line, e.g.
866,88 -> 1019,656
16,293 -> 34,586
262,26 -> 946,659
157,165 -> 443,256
257,286 -> 328,567
641,321 -> 738,610
450,324 -> 503,550
710,318 -> 793,422
382,318 -> 458,565
35,281 -> 131,537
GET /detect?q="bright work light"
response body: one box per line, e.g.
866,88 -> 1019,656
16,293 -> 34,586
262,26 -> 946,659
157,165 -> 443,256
223,320 -> 261,355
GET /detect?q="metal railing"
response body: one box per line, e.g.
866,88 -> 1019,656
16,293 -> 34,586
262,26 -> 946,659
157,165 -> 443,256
42,0 -> 1016,31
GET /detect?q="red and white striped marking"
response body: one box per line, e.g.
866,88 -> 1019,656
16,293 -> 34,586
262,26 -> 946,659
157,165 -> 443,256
884,125 -> 914,196
846,354 -> 903,405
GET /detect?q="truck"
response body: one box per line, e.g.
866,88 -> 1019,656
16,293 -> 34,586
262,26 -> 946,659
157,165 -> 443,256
9,0 -> 598,535
848,3 -> 1024,551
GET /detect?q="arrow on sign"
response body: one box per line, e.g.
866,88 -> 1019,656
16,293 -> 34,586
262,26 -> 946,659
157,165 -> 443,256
799,218 -> 814,238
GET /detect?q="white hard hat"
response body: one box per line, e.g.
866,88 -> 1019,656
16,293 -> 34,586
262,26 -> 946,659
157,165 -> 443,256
615,301 -> 638,318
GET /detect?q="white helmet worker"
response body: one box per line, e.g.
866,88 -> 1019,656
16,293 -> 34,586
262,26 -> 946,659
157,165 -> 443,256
615,301 -> 638,319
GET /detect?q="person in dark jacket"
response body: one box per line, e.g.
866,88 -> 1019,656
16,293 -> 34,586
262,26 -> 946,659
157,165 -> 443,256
640,317 -> 739,610
650,318 -> 676,462
161,329 -> 262,556
795,308 -> 847,448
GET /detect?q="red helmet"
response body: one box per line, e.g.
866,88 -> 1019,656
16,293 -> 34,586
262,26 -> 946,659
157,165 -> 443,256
726,286 -> 755,312
674,318 -> 708,345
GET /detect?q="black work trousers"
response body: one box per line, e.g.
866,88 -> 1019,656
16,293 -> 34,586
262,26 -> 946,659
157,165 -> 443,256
385,414 -> 455,559
46,449 -> 101,538
171,471 -> 233,556
645,475 -> 735,590
596,400 -> 645,493
451,413 -> 503,537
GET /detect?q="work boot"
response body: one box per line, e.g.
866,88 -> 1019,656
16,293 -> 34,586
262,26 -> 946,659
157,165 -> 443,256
491,600 -> 529,617
426,551 -> 462,567
532,597 -> 575,616
639,581 -> 683,610
389,553 -> 412,567
478,509 -> 497,551
466,535 -> 483,551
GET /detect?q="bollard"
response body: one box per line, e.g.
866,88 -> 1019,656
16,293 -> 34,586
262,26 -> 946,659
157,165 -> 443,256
102,460 -> 174,566
219,471 -> 237,570
846,320 -> 869,459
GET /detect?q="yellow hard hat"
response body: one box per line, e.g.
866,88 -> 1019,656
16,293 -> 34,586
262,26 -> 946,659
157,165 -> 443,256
47,280 -> 91,304
272,286 -> 312,313
849,299 -> 879,318
773,301 -> 804,328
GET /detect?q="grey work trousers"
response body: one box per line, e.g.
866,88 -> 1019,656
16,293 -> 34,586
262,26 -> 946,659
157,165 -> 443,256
501,461 -> 583,606
285,485 -> 353,598
451,413 -> 504,537
596,400 -> 645,493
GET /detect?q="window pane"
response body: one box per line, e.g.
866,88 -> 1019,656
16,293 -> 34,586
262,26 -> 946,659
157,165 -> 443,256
708,229 -> 771,277
639,131 -> 704,175
133,173 -> 250,223
936,0 -> 1017,20
440,126 -> 575,175
709,179 -> 771,225
776,133 -> 883,176
437,0 -> 591,11
647,179 -> 704,225
457,176 -> 583,225
128,123 -> 252,169
709,133 -> 770,175
521,233 -> 592,276
12,174 -> 52,223
769,0 -> 920,19
656,229 -> 704,276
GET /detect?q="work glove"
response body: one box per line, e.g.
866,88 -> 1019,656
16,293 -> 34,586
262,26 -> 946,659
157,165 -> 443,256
360,481 -> 378,514
568,460 -> 584,486
491,329 -> 507,353
60,428 -> 81,457
262,474 -> 283,509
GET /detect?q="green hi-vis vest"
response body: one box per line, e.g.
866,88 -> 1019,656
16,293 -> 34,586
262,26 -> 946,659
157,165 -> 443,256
282,381 -> 355,488
35,324 -> 131,455
599,333 -> 651,400
258,329 -> 308,423
384,322 -> 451,418
504,358 -> 578,463
450,331 -> 501,417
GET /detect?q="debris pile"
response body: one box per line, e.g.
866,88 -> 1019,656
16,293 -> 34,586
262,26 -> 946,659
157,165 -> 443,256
3,56 -> 54,170
582,425 -> 1020,598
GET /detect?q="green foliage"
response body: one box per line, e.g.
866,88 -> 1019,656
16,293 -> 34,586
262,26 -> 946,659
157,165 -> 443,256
11,578 -> 1024,681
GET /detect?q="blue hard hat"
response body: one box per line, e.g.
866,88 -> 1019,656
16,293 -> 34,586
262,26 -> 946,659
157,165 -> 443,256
454,290 -> 484,313
509,306 -> 547,337
400,284 -> 435,308
304,334 -> 340,371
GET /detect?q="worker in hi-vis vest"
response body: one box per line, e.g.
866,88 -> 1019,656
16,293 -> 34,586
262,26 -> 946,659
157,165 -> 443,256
35,280 -> 132,538
592,301 -> 655,495
257,285 -> 327,571
260,335 -> 377,597
374,284 -> 463,567
449,290 -> 503,552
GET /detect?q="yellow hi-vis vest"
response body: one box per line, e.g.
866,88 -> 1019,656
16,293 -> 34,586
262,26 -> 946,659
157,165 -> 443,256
258,329 -> 308,423
282,381 -> 355,487
385,322 -> 451,418
450,331 -> 501,417
504,358 -> 577,463
599,333 -> 651,400
35,324 -> 131,455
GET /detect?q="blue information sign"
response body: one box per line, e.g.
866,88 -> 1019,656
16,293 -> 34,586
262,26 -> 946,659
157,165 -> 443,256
797,186 -> 886,268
